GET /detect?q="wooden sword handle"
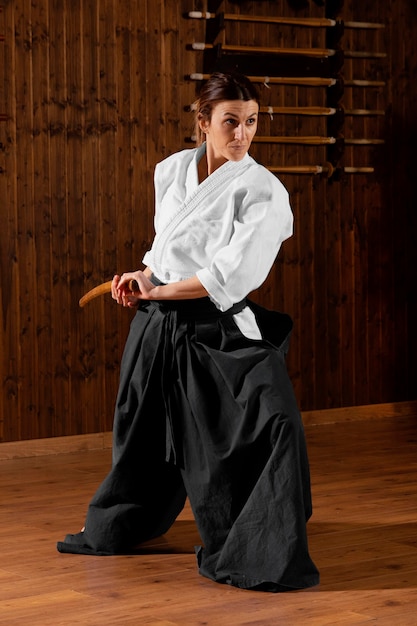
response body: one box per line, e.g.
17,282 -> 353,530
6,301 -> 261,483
79,279 -> 140,307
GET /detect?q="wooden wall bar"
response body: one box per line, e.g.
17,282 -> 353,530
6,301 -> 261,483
0,0 -> 416,443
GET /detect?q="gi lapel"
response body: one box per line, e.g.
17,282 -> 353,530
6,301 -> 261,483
153,155 -> 252,268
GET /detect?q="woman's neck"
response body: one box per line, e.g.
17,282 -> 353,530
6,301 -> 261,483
199,147 -> 228,182
197,153 -> 208,183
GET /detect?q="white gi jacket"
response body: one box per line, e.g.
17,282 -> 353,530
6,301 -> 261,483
143,143 -> 293,339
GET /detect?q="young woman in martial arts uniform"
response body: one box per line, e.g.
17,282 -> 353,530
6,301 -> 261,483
57,72 -> 319,592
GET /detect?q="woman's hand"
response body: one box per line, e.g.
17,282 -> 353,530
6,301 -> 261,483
111,270 -> 208,307
111,270 -> 156,307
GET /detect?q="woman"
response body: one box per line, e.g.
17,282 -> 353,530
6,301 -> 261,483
58,72 -> 319,592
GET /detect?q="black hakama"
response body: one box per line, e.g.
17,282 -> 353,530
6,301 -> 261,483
57,297 -> 319,592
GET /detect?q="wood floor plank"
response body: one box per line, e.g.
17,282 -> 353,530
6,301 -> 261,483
1,415 -> 417,624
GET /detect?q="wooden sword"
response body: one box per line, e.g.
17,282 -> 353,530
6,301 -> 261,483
79,279 -> 139,307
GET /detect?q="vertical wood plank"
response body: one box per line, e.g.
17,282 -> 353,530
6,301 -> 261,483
98,0 -> 117,278
0,2 -> 20,440
81,0 -> 107,435
14,0 -> 38,440
49,0 -> 72,437
32,0 -> 54,438
65,0 -> 90,434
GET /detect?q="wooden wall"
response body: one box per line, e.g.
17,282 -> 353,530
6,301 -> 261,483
0,0 -> 416,443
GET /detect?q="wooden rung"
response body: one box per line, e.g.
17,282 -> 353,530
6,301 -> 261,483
344,21 -> 385,29
191,42 -> 336,58
188,73 -> 337,87
260,106 -> 336,116
188,11 -> 336,28
253,136 -> 336,145
268,165 -> 327,174
188,11 -> 385,30
345,138 -> 385,145
187,75 -> 385,92
188,12 -> 384,30
187,104 -> 335,116
268,164 -> 375,175
344,79 -> 386,87
344,50 -> 387,59
344,166 -> 375,172
0,114 -> 8,121
344,109 -> 385,116
256,137 -> 385,146
224,13 -> 335,27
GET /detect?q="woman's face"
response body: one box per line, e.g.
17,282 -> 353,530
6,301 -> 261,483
200,99 -> 259,165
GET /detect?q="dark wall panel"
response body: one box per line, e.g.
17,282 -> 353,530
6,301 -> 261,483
0,0 -> 416,442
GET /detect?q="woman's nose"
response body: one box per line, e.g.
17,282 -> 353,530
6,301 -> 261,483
234,124 -> 244,140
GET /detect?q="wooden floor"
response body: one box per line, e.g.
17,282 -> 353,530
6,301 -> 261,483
1,415 -> 417,625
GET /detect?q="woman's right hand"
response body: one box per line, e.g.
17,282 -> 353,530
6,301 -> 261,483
111,273 -> 141,308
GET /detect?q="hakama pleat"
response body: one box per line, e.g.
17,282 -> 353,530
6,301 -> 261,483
57,298 -> 319,591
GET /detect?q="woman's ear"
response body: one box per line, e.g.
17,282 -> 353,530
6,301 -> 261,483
198,117 -> 209,134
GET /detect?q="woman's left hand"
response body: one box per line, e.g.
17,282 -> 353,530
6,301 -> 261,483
113,270 -> 157,307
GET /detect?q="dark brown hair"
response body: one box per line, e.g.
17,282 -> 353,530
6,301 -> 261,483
194,72 -> 260,145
